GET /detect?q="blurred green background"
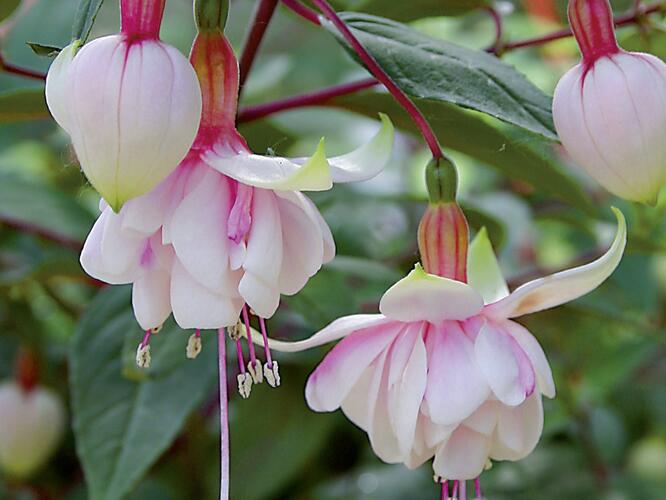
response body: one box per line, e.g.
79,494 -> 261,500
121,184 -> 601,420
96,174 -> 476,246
1,0 -> 666,498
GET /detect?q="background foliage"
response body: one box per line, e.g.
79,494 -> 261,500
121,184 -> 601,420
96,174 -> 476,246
1,0 -> 666,498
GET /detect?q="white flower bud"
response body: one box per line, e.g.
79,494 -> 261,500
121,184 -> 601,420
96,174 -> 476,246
45,36 -> 202,211
553,52 -> 666,204
0,382 -> 65,478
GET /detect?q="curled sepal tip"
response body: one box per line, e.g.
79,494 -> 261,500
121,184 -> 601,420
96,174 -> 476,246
486,207 -> 626,319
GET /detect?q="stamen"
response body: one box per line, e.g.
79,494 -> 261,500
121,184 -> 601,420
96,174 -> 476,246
441,480 -> 449,500
237,372 -> 252,399
474,477 -> 482,499
459,481 -> 466,500
452,481 -> 459,499
242,305 -> 262,384
186,329 -> 203,359
136,330 -> 152,369
259,317 -> 280,388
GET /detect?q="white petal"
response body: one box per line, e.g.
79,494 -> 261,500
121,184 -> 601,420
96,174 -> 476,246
204,139 -> 332,191
170,260 -> 242,329
45,41 -> 79,132
502,320 -> 555,398
387,325 -> 428,457
239,189 -> 283,317
325,113 -> 394,183
486,208 -> 626,319
274,192 -> 325,295
379,264 -> 484,323
170,169 -> 233,291
468,227 -> 508,304
425,322 -> 490,426
266,314 -> 390,352
305,322 -> 402,412
474,323 -> 535,406
367,352 -> 403,463
463,400 -> 500,436
490,394 -> 544,461
132,269 -> 172,330
433,426 -> 490,481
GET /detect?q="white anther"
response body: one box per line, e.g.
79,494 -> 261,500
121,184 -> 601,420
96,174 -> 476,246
228,321 -> 242,341
186,334 -> 202,359
150,324 -> 163,334
237,373 -> 252,399
247,360 -> 263,384
136,343 -> 151,369
264,361 -> 280,388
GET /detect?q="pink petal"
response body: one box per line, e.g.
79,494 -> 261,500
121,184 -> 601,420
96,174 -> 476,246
433,426 -> 490,481
305,322 -> 404,412
490,393 -> 544,461
425,322 -> 490,426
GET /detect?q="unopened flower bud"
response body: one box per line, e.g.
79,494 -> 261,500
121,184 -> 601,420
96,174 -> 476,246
186,333 -> 202,359
0,381 -> 65,478
45,0 -> 202,211
264,361 -> 280,388
418,202 -> 469,282
553,0 -> 666,204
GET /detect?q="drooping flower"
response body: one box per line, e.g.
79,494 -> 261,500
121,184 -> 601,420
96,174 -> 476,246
45,0 -> 202,211
79,29 -> 394,394
0,351 -> 65,479
261,200 -> 626,494
552,0 -> 666,204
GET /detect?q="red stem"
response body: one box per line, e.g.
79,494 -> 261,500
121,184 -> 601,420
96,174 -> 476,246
237,78 -> 377,122
239,0 -> 280,90
492,1 -> 661,53
484,6 -> 504,53
281,0 -> 321,25
0,54 -> 45,80
310,0 -> 444,158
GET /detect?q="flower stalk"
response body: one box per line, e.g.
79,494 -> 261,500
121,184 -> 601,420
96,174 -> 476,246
120,0 -> 166,39
239,0 -> 280,89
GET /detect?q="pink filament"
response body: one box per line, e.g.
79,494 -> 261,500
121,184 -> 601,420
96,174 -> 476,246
259,317 -> 273,367
140,330 -> 151,348
235,338 -> 246,374
474,477 -> 482,499
242,305 -> 257,365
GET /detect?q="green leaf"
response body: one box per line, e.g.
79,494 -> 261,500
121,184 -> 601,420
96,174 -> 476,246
332,0 -> 487,19
0,173 -> 94,244
327,13 -> 557,139
0,88 -> 49,123
333,92 -> 594,213
72,0 -> 105,43
230,367 -> 336,500
27,42 -> 62,58
0,0 -> 20,22
70,286 -> 218,500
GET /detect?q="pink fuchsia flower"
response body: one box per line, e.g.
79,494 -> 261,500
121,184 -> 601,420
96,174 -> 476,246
79,31 -> 393,391
552,0 -> 666,204
261,205 -> 626,490
45,0 -> 202,211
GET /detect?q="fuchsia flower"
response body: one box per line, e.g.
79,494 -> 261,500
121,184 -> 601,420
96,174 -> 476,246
79,30 -> 393,391
262,201 -> 626,495
552,0 -> 666,204
45,0 -> 202,211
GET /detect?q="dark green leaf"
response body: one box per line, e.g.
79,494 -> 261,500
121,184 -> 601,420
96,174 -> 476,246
0,0 -> 20,22
230,366 -> 336,500
70,286 -> 218,500
331,0 -> 487,19
0,173 -> 94,244
72,0 -> 105,43
327,13 -> 557,139
333,92 -> 594,213
0,88 -> 49,123
27,42 -> 62,58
